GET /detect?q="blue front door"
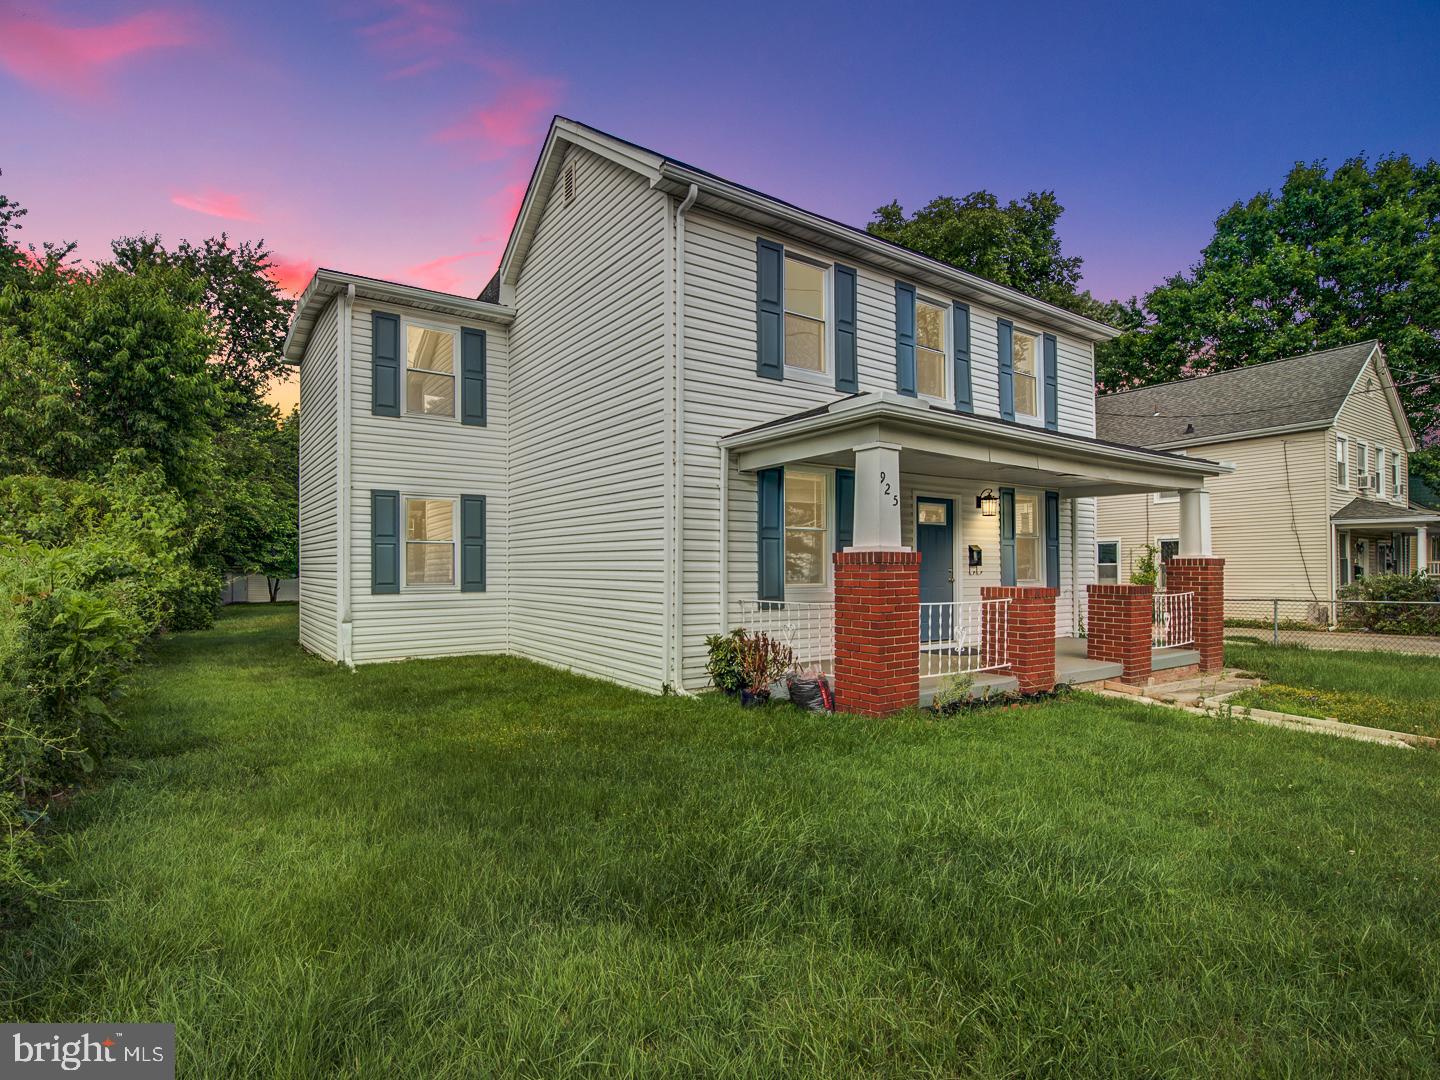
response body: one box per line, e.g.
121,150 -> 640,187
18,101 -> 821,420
916,498 -> 954,643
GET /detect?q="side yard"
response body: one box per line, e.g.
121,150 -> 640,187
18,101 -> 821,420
2,607 -> 1438,1076
1225,639 -> 1440,738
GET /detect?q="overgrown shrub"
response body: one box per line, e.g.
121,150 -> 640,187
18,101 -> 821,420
1337,573 -> 1440,635
704,630 -> 746,694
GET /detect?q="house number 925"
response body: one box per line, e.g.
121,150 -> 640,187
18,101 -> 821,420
879,470 -> 898,507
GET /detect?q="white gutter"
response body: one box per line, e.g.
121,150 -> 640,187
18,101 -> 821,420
337,283 -> 355,668
719,393 -> 1233,479
671,183 -> 699,691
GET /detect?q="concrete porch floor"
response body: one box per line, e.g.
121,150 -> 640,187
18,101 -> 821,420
918,636 -> 1203,706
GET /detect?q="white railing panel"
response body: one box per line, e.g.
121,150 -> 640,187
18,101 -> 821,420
1153,591 -> 1195,648
918,599 -> 1010,677
736,600 -> 834,670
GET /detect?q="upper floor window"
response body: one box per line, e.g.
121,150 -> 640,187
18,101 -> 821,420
1335,435 -> 1349,488
404,497 -> 456,586
405,323 -> 458,417
784,468 -> 827,585
1376,447 -> 1387,495
915,297 -> 948,399
1012,330 -> 1041,420
1391,451 -> 1404,499
783,255 -> 826,374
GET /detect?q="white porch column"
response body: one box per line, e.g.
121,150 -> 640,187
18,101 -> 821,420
1178,488 -> 1212,557
1342,530 -> 1353,583
851,442 -> 906,551
1418,527 -> 1429,574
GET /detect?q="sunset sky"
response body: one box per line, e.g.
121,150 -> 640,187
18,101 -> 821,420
3,0 -> 1438,411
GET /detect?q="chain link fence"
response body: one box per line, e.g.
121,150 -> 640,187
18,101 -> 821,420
1224,597 -> 1440,657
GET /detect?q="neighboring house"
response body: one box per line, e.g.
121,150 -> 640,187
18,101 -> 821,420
283,117 -> 1225,697
1096,341 -> 1439,609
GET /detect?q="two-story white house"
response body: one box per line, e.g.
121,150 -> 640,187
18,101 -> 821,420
284,117 -> 1228,703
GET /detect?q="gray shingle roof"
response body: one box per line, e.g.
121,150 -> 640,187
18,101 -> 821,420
1331,497 -> 1440,524
1096,341 -> 1380,448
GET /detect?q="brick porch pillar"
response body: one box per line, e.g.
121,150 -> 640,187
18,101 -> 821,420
1086,583 -> 1154,684
833,550 -> 921,716
1165,557 -> 1225,671
981,586 -> 1058,694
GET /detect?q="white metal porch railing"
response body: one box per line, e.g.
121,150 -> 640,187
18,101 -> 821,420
736,600 -> 834,669
1428,562 -> 1440,576
1153,590 -> 1195,648
918,599 -> 1011,678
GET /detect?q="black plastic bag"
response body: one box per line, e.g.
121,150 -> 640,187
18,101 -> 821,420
786,672 -> 833,712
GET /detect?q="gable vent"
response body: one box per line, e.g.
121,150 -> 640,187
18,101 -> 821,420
562,162 -> 577,205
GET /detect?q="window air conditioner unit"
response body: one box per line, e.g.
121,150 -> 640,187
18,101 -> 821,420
1358,473 -> 1379,494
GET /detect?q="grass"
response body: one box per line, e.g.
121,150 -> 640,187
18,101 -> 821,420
2,606 -> 1438,1077
1226,639 -> 1440,738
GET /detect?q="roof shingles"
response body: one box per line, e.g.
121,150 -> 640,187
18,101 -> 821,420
1096,341 -> 1379,448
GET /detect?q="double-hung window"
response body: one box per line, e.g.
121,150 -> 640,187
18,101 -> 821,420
405,322 -> 458,417
784,468 -> 827,585
783,255 -> 826,374
1335,436 -> 1349,487
1376,448 -> 1388,496
1012,330 -> 1041,420
1014,492 -> 1043,583
915,297 -> 947,399
404,497 -> 456,586
1097,540 -> 1120,584
1391,451 -> 1404,500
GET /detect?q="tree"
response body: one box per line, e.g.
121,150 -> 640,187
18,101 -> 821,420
866,190 -> 1129,324
111,233 -> 295,399
1098,155 -> 1440,440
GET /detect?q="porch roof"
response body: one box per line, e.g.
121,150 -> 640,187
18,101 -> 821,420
719,392 -> 1233,498
1332,497 -> 1440,528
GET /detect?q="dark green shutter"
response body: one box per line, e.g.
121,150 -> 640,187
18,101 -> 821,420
1043,333 -> 1058,431
758,468 -> 784,601
953,303 -> 973,413
371,490 -> 400,594
372,312 -> 401,416
835,468 -> 855,551
997,318 -> 1015,421
756,239 -> 784,380
1045,491 -> 1060,589
461,328 -> 487,426
834,265 -> 858,393
999,487 -> 1016,586
894,282 -> 916,396
460,495 -> 487,592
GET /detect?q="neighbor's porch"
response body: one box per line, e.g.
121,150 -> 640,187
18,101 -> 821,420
718,393 -> 1230,713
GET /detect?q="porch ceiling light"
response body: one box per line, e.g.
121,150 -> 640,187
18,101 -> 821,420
976,488 -> 999,517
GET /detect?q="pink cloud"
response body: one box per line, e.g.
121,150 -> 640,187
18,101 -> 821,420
0,4 -> 199,99
171,189 -> 258,222
266,257 -> 317,296
351,0 -> 463,76
432,78 -> 561,159
404,250 -> 495,294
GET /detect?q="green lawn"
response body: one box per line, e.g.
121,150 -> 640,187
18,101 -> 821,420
1226,640 -> 1440,738
3,607 -> 1438,1077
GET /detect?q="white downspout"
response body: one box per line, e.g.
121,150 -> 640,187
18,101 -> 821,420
671,183 -> 699,690
337,283 -> 355,669
1070,498 -> 1080,635
718,444 -> 730,635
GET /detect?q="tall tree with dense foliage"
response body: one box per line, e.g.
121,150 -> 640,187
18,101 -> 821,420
1098,155 -> 1440,442
865,190 -> 1136,327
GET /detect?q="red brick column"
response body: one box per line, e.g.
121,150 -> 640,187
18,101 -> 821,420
1086,584 -> 1154,684
981,586 -> 1058,694
1164,558 -> 1225,671
833,550 -> 921,716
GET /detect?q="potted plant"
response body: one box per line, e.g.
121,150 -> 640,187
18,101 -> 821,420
735,630 -> 794,707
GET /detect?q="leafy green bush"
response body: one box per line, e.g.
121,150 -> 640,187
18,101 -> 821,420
1130,544 -> 1159,587
1337,573 -> 1440,635
704,630 -> 746,694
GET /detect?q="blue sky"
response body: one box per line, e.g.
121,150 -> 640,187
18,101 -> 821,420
3,0 -> 1437,311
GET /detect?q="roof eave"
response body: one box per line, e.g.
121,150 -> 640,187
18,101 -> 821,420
282,269 -> 516,364
656,162 -> 1121,344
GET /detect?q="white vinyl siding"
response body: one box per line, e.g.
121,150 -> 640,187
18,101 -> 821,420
349,300 -> 510,662
678,208 -> 1100,687
508,146 -> 671,692
297,298 -> 341,659
1333,353 -> 1410,508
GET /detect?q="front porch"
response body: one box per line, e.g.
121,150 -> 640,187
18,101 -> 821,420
1334,498 -> 1440,583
